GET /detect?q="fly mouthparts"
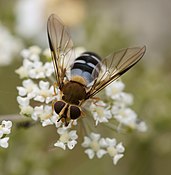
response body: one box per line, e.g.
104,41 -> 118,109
57,115 -> 69,126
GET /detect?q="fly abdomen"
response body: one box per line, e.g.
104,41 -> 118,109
71,52 -> 102,85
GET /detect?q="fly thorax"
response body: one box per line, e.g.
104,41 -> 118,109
62,81 -> 86,105
71,52 -> 102,86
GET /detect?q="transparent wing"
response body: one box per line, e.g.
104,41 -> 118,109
86,46 -> 146,99
47,14 -> 75,88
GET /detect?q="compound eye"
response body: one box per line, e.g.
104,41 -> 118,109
54,101 -> 65,114
70,106 -> 81,120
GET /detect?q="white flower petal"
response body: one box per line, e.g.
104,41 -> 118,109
136,121 -> 148,132
43,48 -> 51,57
45,96 -> 54,104
15,66 -> 28,79
22,79 -> 34,87
105,80 -> 125,97
57,127 -> 67,135
20,105 -> 34,117
105,138 -> 116,146
113,154 -> 124,165
116,143 -> 125,153
67,140 -> 77,150
54,120 -> 62,128
23,59 -> 34,68
34,95 -> 45,102
39,80 -> 49,90
17,87 -> 27,96
0,131 -> 3,138
54,141 -> 66,150
82,136 -> 91,147
85,149 -> 95,159
0,137 -> 9,148
90,133 -> 101,141
99,138 -> 108,147
44,62 -> 54,77
97,149 -> 107,158
91,101 -> 112,125
17,96 -> 30,106
2,128 -> 11,135
2,120 -> 12,129
29,46 -> 41,55
69,130 -> 78,140
29,54 -> 40,62
41,119 -> 53,127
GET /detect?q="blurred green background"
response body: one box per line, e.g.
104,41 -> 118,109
0,0 -> 171,175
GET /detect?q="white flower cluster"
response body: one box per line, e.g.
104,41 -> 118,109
0,120 -> 12,148
0,23 -> 22,66
105,81 -> 147,132
16,46 -> 147,165
54,124 -> 78,150
16,46 -> 57,124
90,101 -> 112,126
82,133 -> 125,165
16,46 -> 53,79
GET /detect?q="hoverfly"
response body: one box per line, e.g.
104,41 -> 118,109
47,14 -> 146,126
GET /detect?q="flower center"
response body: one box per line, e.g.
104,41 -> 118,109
96,108 -> 104,118
107,146 -> 117,157
40,113 -> 51,120
60,132 -> 70,143
40,90 -> 49,98
90,140 -> 100,152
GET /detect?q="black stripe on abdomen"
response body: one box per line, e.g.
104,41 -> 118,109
72,63 -> 94,74
71,52 -> 102,85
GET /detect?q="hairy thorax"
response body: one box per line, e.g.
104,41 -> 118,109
62,81 -> 87,105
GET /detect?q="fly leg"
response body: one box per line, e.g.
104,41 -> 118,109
53,82 -> 58,96
90,97 -> 105,107
53,82 -> 63,98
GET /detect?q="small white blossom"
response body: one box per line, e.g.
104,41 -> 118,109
42,48 -> 51,58
41,114 -> 61,127
112,107 -> 140,130
15,59 -> 33,79
17,79 -> 39,99
105,80 -> 125,98
28,60 -> 54,79
90,101 -> 112,125
17,96 -> 30,107
16,46 -> 54,79
43,62 -> 54,77
17,96 -> 33,116
136,121 -> 148,132
103,138 -> 125,165
0,137 -> 9,148
0,120 -> 12,148
1,120 -> 12,135
21,46 -> 41,61
28,46 -> 41,55
28,60 -> 45,79
32,105 -> 52,121
82,133 -> 107,159
34,81 -> 54,103
111,92 -> 133,106
54,127 -> 78,150
82,133 -> 125,165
